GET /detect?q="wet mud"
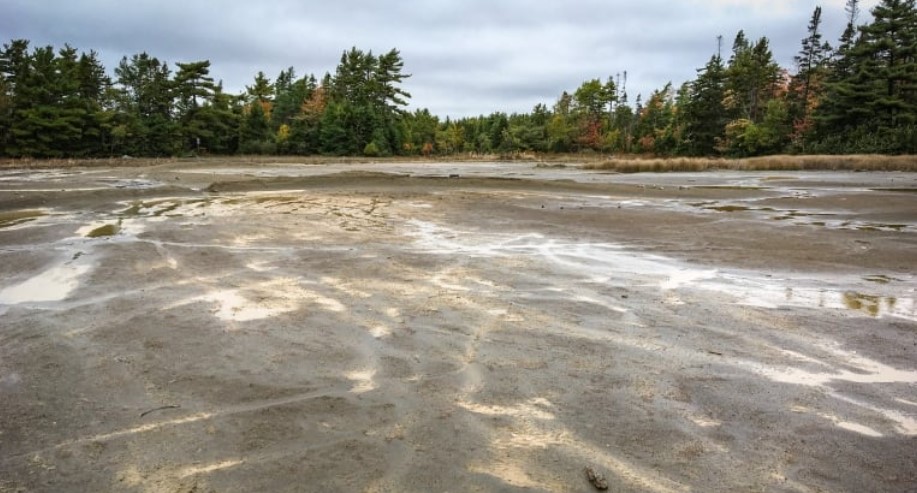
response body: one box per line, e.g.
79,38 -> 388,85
0,162 -> 915,492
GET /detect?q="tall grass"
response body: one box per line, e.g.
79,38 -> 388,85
3,153 -> 916,172
581,155 -> 917,173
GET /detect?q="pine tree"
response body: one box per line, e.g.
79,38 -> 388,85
682,54 -> 729,155
788,7 -> 833,149
114,53 -> 177,156
246,71 -> 274,103
239,98 -> 272,154
725,35 -> 781,123
174,60 -> 215,153
857,0 -> 917,128
816,0 -> 917,151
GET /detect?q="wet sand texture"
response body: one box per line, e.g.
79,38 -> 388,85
0,162 -> 915,492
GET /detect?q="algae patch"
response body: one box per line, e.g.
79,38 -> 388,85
842,291 -> 898,317
0,209 -> 46,228
87,223 -> 120,238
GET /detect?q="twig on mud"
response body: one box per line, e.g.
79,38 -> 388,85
707,350 -> 724,356
139,404 -> 181,418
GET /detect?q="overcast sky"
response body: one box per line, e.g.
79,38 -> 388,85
3,0 -> 877,118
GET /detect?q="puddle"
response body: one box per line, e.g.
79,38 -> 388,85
0,258 -> 92,304
99,178 -> 162,190
872,188 -> 917,193
119,199 -> 209,218
704,205 -> 751,212
863,275 -> 900,285
694,185 -> 767,190
864,223 -> 910,232
407,220 -> 916,321
0,209 -> 47,229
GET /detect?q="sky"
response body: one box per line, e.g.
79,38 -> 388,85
2,0 -> 878,118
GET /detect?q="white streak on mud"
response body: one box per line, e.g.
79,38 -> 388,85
792,406 -> 885,437
166,278 -> 346,323
458,397 -> 556,420
0,258 -> 91,304
346,369 -> 377,393
177,459 -> 244,478
405,219 -> 916,321
197,290 -> 282,322
755,345 -> 917,387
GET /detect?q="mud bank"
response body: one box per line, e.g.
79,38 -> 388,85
0,162 -> 915,492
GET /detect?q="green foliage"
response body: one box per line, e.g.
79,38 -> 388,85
681,55 -> 729,156
1,2 -> 915,160
814,0 -> 917,152
363,140 -> 381,157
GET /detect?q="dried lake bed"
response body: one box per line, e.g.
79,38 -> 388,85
0,161 -> 915,492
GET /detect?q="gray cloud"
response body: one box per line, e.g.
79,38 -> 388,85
1,0 -> 878,117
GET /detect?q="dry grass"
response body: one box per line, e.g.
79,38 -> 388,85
0,153 -> 527,170
581,154 -> 917,173
2,153 -> 916,172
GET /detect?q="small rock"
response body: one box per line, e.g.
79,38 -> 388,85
585,466 -> 609,491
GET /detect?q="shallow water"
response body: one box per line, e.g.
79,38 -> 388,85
406,219 -> 916,321
0,258 -> 92,304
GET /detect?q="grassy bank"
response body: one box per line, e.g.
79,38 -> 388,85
580,154 -> 917,173
2,153 -> 916,172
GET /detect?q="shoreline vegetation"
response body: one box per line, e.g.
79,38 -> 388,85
1,1 -> 916,161
2,153 -> 916,173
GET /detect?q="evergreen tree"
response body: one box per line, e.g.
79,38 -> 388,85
197,82 -> 241,154
789,6 -> 833,149
239,98 -> 272,154
682,54 -> 729,155
246,71 -> 274,103
816,0 -> 917,151
319,100 -> 350,155
113,53 -> 177,156
174,60 -> 215,153
726,35 -> 781,123
289,82 -> 325,154
857,0 -> 917,129
74,50 -> 109,155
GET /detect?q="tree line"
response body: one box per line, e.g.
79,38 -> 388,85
0,0 -> 914,159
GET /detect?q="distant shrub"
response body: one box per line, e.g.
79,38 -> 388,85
239,140 -> 277,155
363,141 -> 381,157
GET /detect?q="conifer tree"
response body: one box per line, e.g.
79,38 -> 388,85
787,5 -> 836,150
682,54 -> 728,155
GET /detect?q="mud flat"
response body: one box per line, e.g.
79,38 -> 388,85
0,161 -> 915,492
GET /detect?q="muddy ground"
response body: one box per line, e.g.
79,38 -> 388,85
0,161 -> 915,492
